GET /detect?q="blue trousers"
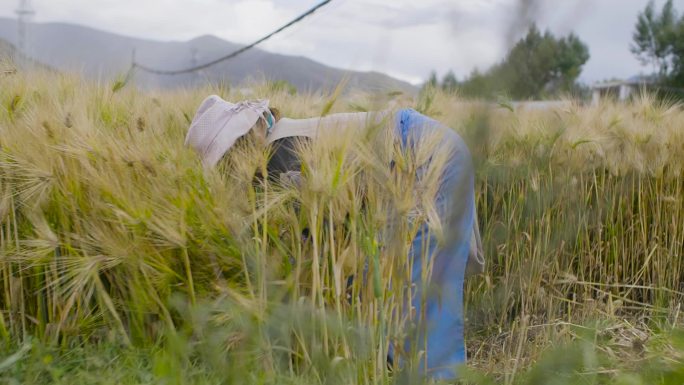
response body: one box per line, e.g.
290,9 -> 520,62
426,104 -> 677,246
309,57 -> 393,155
394,109 -> 474,379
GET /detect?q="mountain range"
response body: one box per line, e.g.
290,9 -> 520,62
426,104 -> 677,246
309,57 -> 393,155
0,18 -> 416,93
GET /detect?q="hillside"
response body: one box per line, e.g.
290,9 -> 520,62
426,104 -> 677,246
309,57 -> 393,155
1,68 -> 683,384
0,18 -> 416,93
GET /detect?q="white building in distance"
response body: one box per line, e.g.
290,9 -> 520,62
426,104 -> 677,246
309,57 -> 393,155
591,75 -> 656,105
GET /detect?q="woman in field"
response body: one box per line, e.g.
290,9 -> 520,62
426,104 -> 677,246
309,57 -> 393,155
184,95 -> 484,380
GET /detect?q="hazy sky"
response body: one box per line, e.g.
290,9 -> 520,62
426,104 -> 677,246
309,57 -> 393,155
1,0 -> 682,85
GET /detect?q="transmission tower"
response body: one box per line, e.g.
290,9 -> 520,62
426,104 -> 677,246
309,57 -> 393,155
15,0 -> 35,59
191,47 -> 199,68
190,47 -> 205,82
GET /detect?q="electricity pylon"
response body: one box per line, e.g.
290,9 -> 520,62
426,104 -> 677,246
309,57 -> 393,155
15,0 -> 35,60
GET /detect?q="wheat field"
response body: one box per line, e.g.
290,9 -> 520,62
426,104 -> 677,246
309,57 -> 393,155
1,67 -> 683,384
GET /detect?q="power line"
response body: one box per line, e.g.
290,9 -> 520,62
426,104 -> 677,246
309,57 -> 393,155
133,0 -> 333,76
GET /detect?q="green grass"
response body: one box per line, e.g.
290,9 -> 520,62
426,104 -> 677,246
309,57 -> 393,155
0,68 -> 683,384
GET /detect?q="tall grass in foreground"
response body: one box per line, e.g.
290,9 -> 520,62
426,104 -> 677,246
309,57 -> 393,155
0,69 -> 683,384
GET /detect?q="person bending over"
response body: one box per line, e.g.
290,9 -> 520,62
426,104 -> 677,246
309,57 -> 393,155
184,95 -> 484,380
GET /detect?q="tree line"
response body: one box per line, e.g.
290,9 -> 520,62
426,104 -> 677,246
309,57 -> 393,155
631,0 -> 684,87
427,0 -> 684,100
